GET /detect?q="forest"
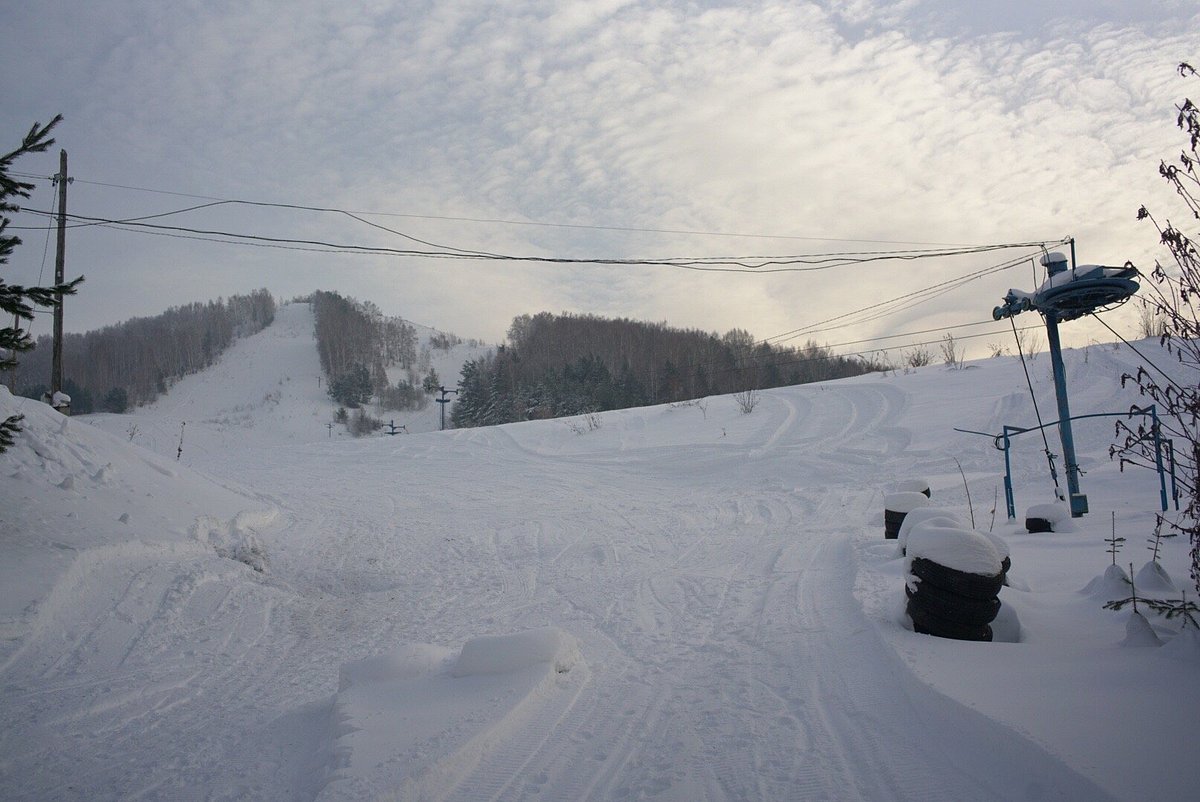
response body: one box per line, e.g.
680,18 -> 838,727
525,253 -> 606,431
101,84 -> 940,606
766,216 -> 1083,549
451,312 -> 882,428
9,289 -> 276,413
308,290 -> 439,414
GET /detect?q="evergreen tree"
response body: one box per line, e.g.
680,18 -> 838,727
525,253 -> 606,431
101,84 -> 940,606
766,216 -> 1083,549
451,357 -> 487,428
328,363 -> 372,408
1,115 -> 82,451
101,386 -> 129,413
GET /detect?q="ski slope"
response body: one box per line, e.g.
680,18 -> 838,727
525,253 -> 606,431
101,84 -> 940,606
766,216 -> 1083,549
2,307 -> 1197,801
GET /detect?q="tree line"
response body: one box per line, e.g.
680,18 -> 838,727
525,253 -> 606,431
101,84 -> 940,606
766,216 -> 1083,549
308,290 -> 439,413
9,289 -> 276,413
451,312 -> 882,428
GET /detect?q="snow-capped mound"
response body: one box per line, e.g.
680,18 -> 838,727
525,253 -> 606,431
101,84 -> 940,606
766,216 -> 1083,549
1081,563 -> 1133,598
906,523 -> 1003,577
1026,502 -> 1077,532
897,506 -> 965,551
884,490 -> 930,514
452,627 -> 580,677
324,630 -> 585,800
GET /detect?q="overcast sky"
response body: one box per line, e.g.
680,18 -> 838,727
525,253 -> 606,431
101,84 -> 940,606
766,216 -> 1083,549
3,1 -> 1198,357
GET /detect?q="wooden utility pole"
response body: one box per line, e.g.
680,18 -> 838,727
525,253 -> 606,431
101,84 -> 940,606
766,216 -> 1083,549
51,149 -> 68,395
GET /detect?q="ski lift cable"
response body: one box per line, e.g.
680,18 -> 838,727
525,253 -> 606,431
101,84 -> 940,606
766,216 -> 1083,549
1092,313 -> 1188,395
1010,314 -> 1061,492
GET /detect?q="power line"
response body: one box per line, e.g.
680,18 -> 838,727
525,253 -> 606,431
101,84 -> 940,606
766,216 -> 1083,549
8,171 -> 984,247
702,320 -> 1045,379
18,207 -> 1061,274
8,172 -> 1072,379
42,191 -> 1040,369
764,251 -> 1042,344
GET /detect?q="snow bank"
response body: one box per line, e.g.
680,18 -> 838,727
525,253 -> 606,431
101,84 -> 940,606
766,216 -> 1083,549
190,508 -> 278,573
452,627 -> 580,676
338,642 -> 456,691
906,523 -> 1002,576
322,630 -> 584,800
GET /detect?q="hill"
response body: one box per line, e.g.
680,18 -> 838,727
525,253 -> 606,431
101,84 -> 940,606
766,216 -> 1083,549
81,302 -> 489,450
1,332 -> 1197,800
10,289 -> 277,411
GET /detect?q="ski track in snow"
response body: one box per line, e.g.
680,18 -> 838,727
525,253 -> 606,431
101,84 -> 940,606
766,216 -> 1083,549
3,307 -> 1188,800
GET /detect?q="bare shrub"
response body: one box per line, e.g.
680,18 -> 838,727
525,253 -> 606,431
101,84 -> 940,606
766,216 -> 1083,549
1015,329 -> 1043,361
1114,62 -> 1200,594
734,388 -> 760,414
565,412 -> 602,434
350,408 -> 384,436
905,347 -> 933,368
1136,299 -> 1168,339
940,334 -> 964,369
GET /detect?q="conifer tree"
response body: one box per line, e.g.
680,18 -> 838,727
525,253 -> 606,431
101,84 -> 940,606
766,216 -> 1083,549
1,115 -> 82,451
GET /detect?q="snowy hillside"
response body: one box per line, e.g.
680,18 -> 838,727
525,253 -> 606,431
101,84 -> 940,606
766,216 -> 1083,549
83,303 -> 491,453
2,328 -> 1198,800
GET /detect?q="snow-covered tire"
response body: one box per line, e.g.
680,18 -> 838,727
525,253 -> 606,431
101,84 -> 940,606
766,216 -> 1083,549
906,598 -> 994,642
884,508 -> 906,539
909,557 -> 1004,601
1026,516 -> 1053,533
905,585 -> 1001,626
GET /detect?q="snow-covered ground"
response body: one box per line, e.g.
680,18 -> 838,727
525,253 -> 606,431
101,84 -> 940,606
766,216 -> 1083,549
2,306 -> 1197,801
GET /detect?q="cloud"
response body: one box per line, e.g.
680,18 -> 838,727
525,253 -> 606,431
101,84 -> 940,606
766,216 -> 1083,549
1,1 -> 1196,355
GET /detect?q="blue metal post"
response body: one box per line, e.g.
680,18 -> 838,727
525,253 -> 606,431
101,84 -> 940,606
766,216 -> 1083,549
1168,440 -> 1179,510
1150,405 -> 1168,512
1002,426 -> 1016,520
1044,310 -> 1087,516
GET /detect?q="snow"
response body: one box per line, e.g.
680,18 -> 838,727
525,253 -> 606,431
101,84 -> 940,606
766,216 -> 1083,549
1123,610 -> 1163,647
980,530 -> 1011,562
890,477 -> 930,495
1027,501 -> 1079,532
895,505 -> 965,551
452,627 -> 580,677
883,490 -> 929,513
1041,264 -> 1136,292
905,524 -> 1003,576
2,306 -> 1198,801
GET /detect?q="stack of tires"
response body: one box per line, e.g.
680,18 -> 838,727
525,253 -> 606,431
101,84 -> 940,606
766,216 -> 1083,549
884,491 -> 930,540
905,522 -> 1006,642
1025,502 -> 1069,533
